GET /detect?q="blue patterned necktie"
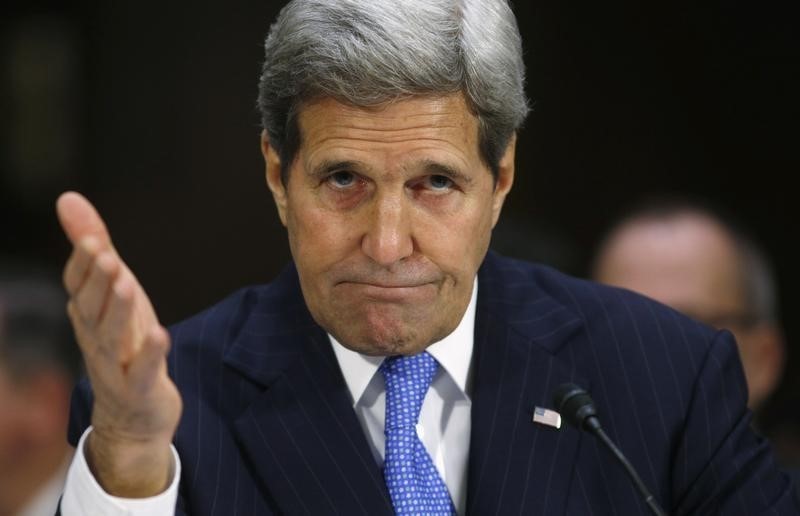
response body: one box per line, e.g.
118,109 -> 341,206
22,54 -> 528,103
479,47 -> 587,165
380,352 -> 457,515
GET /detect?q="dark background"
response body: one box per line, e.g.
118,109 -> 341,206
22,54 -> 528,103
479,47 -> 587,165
2,2 -> 798,434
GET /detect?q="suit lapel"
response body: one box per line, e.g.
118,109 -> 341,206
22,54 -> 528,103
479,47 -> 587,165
224,266 -> 393,515
467,255 -> 589,515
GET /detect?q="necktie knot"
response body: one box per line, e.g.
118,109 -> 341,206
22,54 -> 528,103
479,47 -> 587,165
380,352 -> 438,430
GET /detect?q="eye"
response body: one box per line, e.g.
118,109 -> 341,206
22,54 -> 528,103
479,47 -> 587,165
327,171 -> 357,188
427,175 -> 454,191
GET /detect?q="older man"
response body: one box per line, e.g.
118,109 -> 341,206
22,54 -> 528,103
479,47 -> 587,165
57,0 -> 797,514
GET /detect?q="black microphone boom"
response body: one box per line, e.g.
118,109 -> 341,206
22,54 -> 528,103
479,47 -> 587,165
552,383 -> 668,516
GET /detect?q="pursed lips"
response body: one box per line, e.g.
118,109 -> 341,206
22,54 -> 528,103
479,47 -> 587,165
335,280 -> 437,302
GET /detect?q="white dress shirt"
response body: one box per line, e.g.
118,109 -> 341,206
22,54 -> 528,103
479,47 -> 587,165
60,279 -> 477,515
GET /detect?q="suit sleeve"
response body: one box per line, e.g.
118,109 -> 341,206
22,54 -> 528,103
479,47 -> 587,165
671,330 -> 800,514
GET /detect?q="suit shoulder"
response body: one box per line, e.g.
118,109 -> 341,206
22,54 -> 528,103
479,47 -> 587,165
481,252 -> 718,360
168,284 -> 261,343
166,263 -> 307,355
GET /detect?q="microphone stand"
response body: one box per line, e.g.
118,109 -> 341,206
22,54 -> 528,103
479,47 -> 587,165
584,417 -> 667,516
553,383 -> 668,516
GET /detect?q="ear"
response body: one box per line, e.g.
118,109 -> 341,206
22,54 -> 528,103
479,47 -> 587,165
491,133 -> 516,228
742,323 -> 785,409
262,130 -> 289,227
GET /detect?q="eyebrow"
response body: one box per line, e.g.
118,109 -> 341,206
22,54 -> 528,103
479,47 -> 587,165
307,158 -> 474,184
417,159 -> 473,185
308,160 -> 363,180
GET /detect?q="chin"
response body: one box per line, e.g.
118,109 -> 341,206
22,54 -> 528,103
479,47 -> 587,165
341,317 -> 457,356
316,298 -> 460,355
325,318 -> 419,356
347,326 -> 423,356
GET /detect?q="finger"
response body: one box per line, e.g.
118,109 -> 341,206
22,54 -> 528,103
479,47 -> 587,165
67,299 -> 96,356
126,326 -> 171,395
98,273 -> 138,365
74,251 -> 120,327
63,236 -> 102,296
56,191 -> 113,249
68,299 -> 115,379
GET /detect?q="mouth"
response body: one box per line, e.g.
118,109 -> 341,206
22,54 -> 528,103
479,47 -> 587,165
350,281 -> 428,288
336,281 -> 436,302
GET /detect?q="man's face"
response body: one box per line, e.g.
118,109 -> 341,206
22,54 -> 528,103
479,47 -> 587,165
264,94 -> 514,356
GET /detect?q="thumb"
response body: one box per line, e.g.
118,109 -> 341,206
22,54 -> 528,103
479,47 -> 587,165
56,191 -> 113,248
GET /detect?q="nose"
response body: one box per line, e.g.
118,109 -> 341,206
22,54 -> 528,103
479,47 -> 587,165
361,191 -> 414,267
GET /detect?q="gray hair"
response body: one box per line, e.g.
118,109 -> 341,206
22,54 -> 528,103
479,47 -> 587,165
257,0 -> 529,183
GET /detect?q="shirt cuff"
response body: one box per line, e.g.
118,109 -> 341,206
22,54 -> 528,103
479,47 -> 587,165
60,426 -> 181,516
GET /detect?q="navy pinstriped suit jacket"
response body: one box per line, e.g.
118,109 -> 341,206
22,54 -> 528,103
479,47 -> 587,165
66,252 -> 799,514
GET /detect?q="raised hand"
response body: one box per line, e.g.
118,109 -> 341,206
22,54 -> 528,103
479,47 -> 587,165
57,191 -> 182,497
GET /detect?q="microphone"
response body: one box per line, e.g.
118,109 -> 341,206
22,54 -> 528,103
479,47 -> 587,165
553,383 -> 668,516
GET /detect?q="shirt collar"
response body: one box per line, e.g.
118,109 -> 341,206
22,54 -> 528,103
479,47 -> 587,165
330,277 -> 477,407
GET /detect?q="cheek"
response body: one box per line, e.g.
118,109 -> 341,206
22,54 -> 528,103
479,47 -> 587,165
287,203 -> 359,274
420,197 -> 494,268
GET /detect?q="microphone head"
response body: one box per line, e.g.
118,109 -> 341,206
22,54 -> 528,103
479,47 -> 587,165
552,383 -> 599,431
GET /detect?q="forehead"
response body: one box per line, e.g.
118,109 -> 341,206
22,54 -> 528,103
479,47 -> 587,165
599,216 -> 746,313
294,94 -> 484,173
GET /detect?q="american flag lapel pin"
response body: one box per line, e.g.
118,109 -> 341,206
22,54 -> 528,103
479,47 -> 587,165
532,406 -> 561,429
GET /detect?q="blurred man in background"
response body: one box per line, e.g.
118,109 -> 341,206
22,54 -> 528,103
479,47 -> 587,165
0,269 -> 81,516
591,199 -> 800,493
592,200 -> 784,411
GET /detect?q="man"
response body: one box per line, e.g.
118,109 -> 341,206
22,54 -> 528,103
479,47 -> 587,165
57,0 -> 798,514
0,272 -> 80,516
592,200 -> 785,412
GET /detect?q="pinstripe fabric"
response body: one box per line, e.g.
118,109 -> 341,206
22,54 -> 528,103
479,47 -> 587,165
64,252 -> 799,515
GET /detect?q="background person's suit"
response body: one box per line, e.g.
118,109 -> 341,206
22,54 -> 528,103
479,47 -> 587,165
65,252 -> 799,514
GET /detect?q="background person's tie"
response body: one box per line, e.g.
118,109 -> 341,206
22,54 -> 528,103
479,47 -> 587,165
380,352 -> 457,515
